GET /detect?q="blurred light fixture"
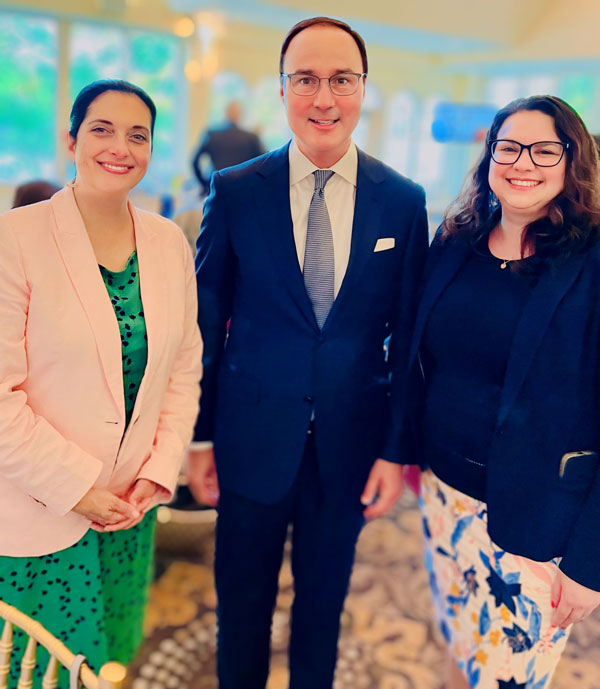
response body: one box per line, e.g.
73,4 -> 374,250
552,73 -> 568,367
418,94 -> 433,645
185,59 -> 203,82
201,53 -> 218,80
174,16 -> 195,38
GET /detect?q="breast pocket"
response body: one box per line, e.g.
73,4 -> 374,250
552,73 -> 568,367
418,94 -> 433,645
556,450 -> 599,487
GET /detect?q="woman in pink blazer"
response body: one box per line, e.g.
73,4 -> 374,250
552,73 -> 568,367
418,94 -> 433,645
0,80 -> 203,685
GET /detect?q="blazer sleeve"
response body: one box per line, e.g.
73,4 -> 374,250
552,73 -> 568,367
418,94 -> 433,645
380,187 -> 429,464
560,474 -> 600,590
0,215 -> 103,516
135,228 -> 204,496
560,336 -> 600,590
192,171 -> 237,442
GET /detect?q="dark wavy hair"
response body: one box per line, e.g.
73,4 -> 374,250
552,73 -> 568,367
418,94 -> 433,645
441,95 -> 600,262
69,79 -> 156,144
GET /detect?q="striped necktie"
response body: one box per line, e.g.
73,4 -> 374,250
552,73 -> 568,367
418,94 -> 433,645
303,169 -> 335,329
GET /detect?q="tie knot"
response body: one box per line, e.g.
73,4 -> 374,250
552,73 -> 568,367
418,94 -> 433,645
313,169 -> 334,191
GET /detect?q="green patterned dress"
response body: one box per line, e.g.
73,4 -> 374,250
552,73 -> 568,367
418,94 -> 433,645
0,251 -> 155,687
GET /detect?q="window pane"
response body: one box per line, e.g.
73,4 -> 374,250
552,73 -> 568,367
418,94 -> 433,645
129,31 -> 181,193
249,76 -> 290,151
70,23 -> 126,100
0,12 -> 58,183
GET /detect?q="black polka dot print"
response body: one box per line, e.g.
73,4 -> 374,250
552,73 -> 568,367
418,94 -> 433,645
99,251 -> 147,427
0,513 -> 156,688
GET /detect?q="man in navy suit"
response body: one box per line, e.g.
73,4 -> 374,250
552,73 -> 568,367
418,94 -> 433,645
192,100 -> 265,194
188,16 -> 429,689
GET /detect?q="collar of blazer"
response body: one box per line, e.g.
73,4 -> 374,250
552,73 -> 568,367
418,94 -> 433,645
49,186 -> 166,424
250,142 -> 388,332
409,237 -> 588,429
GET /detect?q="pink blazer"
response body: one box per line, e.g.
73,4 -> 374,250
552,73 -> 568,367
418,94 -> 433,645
0,187 -> 203,556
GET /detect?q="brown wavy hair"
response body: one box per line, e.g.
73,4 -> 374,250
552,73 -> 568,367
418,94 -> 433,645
441,95 -> 600,261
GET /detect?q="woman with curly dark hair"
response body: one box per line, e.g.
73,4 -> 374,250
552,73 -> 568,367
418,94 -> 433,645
407,95 -> 600,688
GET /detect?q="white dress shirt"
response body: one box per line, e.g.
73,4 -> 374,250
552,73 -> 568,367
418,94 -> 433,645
289,140 -> 357,297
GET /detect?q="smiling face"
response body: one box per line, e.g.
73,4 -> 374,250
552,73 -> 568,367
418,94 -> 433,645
68,90 -> 152,197
280,24 -> 365,168
488,109 -> 566,224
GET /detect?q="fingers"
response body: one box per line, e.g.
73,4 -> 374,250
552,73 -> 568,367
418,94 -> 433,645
128,479 -> 157,508
361,461 -> 403,520
100,512 -> 145,532
189,475 -> 219,507
551,594 -> 571,628
187,452 -> 220,506
550,572 -> 562,626
363,488 -> 397,519
360,473 -> 378,510
105,495 -> 140,524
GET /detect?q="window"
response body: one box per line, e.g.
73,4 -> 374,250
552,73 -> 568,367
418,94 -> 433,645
0,12 -> 58,183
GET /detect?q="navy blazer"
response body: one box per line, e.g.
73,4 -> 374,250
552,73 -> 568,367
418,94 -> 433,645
409,235 -> 600,590
194,143 -> 428,505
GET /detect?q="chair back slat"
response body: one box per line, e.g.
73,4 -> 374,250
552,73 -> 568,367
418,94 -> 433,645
17,636 -> 37,689
41,654 -> 58,689
0,619 -> 13,689
0,601 -> 126,689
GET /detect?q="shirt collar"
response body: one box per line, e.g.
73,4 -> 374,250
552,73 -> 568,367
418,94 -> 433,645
289,139 -> 358,187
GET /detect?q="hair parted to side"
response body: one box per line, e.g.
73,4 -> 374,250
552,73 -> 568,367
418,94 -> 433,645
441,95 -> 600,263
279,16 -> 368,75
69,79 -> 157,142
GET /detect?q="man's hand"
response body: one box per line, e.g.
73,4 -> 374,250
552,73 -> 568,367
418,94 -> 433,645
360,458 -> 404,520
551,568 -> 600,628
72,486 -> 140,527
187,447 -> 220,507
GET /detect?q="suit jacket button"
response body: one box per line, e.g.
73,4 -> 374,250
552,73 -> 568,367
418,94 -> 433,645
304,395 -> 313,403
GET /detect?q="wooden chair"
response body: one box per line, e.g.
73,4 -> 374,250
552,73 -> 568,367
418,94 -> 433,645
0,600 -> 126,689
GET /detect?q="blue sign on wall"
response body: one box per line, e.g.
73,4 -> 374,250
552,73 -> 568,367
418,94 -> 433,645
432,102 -> 498,143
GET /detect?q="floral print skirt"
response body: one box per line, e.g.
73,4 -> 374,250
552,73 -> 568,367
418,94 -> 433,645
420,469 -> 570,689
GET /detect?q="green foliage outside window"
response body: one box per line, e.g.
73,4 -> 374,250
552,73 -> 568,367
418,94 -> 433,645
0,12 -> 58,183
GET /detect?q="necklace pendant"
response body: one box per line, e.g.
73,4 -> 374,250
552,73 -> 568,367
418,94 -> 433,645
500,260 -> 508,269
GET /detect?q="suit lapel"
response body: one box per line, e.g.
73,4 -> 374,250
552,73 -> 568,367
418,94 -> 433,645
50,187 -> 124,417
255,144 -> 318,329
497,254 -> 587,428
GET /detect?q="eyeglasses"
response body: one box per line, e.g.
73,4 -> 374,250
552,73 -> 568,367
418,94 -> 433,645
489,139 -> 569,167
280,72 -> 366,97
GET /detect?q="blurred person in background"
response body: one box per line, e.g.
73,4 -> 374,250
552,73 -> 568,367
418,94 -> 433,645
192,99 -> 265,194
0,79 -> 202,686
407,95 -> 600,689
187,15 -> 428,689
12,179 -> 61,208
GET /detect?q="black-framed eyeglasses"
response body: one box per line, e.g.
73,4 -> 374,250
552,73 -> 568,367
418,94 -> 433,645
489,139 -> 569,167
280,72 -> 366,96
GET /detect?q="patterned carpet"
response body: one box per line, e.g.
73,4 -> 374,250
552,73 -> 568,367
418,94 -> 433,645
125,491 -> 600,689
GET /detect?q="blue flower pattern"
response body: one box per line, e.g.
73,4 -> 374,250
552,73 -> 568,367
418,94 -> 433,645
420,471 -> 571,689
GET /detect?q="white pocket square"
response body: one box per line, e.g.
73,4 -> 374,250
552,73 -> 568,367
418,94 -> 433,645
374,237 -> 395,252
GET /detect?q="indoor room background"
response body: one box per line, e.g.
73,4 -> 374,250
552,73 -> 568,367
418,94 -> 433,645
2,0 -> 600,228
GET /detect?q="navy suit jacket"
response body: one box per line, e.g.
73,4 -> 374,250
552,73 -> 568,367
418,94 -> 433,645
194,143 -> 428,505
192,124 -> 265,191
409,235 -> 600,590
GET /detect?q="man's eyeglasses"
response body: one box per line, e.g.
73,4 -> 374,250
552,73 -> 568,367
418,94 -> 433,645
488,139 -> 569,167
281,72 -> 366,97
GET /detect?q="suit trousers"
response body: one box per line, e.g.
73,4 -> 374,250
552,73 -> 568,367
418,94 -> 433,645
214,429 -> 365,689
